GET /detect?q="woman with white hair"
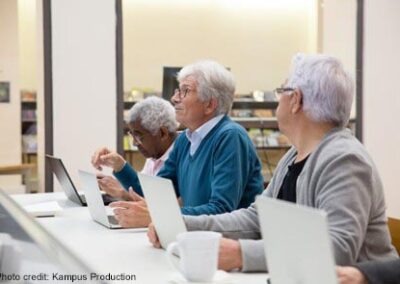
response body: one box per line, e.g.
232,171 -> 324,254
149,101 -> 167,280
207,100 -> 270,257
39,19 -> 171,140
93,59 -> 263,227
148,54 -> 398,272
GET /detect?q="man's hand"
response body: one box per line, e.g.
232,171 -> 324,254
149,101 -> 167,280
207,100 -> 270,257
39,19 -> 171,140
97,175 -> 126,199
109,189 -> 150,228
91,147 -> 125,172
147,223 -> 161,248
336,266 -> 367,284
218,238 -> 243,271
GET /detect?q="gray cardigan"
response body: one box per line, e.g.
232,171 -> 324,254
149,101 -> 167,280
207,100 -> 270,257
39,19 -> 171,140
184,128 -> 398,271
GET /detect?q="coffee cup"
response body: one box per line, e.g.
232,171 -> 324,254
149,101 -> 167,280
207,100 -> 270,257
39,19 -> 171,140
166,231 -> 222,282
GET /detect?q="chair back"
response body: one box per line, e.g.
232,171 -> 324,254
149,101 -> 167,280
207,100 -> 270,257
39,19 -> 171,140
388,217 -> 400,255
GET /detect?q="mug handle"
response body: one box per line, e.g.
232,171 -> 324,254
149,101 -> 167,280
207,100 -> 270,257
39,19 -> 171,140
166,242 -> 181,272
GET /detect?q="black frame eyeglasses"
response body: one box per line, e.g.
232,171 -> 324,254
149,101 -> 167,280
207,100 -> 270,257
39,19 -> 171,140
173,87 -> 192,100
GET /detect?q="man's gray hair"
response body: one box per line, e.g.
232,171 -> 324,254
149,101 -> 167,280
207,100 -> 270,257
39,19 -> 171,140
126,96 -> 178,134
287,53 -> 354,128
177,60 -> 235,115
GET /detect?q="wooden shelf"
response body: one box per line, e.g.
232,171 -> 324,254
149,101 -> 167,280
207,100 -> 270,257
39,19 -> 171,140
232,101 -> 278,109
232,117 -> 279,129
21,101 -> 37,110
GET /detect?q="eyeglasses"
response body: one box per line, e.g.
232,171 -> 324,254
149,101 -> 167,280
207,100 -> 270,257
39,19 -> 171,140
127,130 -> 149,145
173,87 -> 193,100
274,87 -> 295,101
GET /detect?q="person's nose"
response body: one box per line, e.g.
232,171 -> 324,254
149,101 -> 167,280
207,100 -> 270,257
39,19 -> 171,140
171,91 -> 180,105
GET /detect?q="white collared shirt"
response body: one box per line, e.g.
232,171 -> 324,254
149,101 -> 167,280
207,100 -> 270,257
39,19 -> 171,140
141,142 -> 174,176
186,114 -> 224,156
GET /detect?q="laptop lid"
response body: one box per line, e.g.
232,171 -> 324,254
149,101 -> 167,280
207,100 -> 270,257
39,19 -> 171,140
46,155 -> 84,205
256,196 -> 337,284
0,189 -> 103,282
78,170 -> 120,229
137,173 -> 187,248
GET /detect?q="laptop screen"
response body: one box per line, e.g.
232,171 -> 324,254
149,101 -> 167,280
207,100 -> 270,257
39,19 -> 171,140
257,197 -> 337,284
46,155 -> 83,205
0,189 -> 100,281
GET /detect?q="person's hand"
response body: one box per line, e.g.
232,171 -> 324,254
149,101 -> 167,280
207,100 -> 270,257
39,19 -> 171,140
336,266 -> 367,284
109,188 -> 151,228
97,175 -> 126,199
91,147 -> 125,172
218,238 -> 243,271
147,223 -> 161,248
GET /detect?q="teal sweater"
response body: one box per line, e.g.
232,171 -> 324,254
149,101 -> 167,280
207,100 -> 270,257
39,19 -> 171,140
114,115 -> 263,215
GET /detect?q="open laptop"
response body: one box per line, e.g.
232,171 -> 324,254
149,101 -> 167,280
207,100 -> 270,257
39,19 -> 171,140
46,155 -> 116,206
256,196 -> 337,284
78,170 -> 122,229
137,173 -> 187,248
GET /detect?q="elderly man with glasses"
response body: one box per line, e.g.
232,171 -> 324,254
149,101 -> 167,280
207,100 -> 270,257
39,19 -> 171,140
92,60 -> 263,228
148,54 -> 398,271
91,96 -> 178,226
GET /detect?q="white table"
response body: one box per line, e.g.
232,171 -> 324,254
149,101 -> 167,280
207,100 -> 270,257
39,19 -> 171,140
12,193 -> 269,284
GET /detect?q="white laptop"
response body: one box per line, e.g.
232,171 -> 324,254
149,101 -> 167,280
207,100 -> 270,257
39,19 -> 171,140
78,170 -> 122,229
256,196 -> 337,284
137,173 -> 187,249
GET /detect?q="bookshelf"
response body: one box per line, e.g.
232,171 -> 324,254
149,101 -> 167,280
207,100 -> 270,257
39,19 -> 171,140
21,100 -> 37,156
21,98 -> 38,192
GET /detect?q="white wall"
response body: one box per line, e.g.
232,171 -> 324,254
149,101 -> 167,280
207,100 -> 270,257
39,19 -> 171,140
123,0 -> 318,94
51,0 -> 117,190
364,0 -> 400,218
18,0 -> 38,90
36,0 -> 45,193
321,0 -> 356,117
0,0 -> 22,192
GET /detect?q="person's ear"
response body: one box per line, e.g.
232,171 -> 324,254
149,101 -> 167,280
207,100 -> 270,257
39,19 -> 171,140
290,89 -> 303,114
204,97 -> 218,115
159,126 -> 169,141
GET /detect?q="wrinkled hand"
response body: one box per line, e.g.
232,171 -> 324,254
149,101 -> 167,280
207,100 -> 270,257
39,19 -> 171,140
147,223 -> 161,248
91,147 -> 125,172
336,266 -> 367,284
109,188 -> 151,228
97,175 -> 126,199
218,238 -> 243,271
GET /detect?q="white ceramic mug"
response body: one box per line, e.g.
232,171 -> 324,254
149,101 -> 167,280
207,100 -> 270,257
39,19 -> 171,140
166,231 -> 222,282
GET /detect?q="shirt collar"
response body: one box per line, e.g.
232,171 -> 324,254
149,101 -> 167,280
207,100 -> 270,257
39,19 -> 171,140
186,114 -> 225,142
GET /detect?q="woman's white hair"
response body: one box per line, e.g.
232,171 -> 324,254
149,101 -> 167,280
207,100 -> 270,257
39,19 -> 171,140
126,96 -> 178,134
287,53 -> 354,128
177,60 -> 235,115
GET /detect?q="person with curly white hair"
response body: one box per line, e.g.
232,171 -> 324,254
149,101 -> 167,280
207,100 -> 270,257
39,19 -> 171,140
91,96 -> 178,227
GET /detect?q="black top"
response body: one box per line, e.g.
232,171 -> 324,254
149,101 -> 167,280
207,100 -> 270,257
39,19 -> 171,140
277,155 -> 309,203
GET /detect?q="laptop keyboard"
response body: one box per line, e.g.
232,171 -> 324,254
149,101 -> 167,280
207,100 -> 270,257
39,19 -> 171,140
80,194 -> 117,206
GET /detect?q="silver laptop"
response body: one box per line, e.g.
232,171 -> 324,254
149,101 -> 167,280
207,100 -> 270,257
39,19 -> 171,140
78,170 -> 121,229
137,173 -> 187,248
46,155 -> 116,206
256,196 -> 337,284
